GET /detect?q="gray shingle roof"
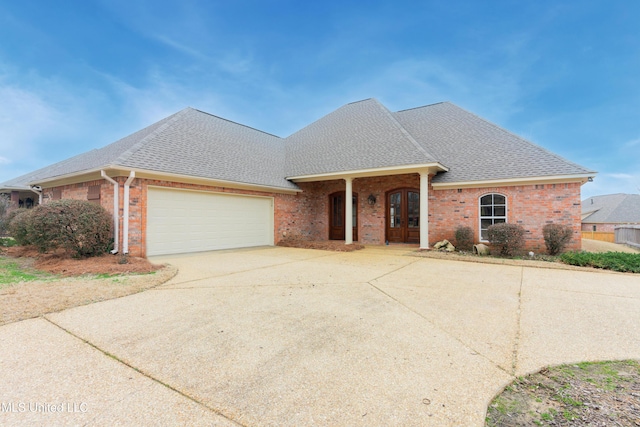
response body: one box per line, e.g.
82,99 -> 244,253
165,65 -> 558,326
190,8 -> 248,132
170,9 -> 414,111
0,111 -> 180,189
2,108 -> 296,191
1,99 -> 594,192
582,193 -> 640,224
115,108 -> 295,189
285,99 -> 439,177
394,102 -> 594,184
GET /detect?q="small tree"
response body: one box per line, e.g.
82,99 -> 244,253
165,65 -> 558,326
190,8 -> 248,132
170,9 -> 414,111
487,223 -> 525,257
454,226 -> 474,251
543,223 -> 573,255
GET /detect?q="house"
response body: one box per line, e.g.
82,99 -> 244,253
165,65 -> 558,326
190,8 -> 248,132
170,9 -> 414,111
0,99 -> 595,257
582,193 -> 640,232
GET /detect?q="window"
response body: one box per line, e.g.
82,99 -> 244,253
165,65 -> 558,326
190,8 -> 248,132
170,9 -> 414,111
479,193 -> 506,241
87,185 -> 101,204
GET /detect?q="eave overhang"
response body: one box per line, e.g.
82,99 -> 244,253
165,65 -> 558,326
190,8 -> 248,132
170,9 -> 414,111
27,166 -> 302,195
0,185 -> 31,192
286,162 -> 448,183
431,173 -> 596,190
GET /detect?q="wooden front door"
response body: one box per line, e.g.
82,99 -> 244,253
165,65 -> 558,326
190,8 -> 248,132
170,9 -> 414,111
329,192 -> 358,241
386,189 -> 420,243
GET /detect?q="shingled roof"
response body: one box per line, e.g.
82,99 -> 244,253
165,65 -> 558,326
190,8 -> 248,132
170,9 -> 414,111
582,194 -> 640,224
393,102 -> 594,184
1,99 -> 594,191
285,98 -> 440,177
2,108 -> 296,191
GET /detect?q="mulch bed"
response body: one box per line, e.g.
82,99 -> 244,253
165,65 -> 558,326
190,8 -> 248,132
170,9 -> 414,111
2,246 -> 163,276
276,239 -> 365,252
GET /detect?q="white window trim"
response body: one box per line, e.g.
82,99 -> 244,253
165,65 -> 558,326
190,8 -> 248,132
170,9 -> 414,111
479,193 -> 507,242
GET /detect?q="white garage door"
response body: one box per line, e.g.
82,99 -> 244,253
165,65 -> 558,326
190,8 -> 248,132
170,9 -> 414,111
147,187 -> 274,256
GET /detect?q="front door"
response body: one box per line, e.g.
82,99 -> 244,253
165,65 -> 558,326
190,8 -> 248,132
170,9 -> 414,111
386,189 -> 420,243
329,192 -> 358,241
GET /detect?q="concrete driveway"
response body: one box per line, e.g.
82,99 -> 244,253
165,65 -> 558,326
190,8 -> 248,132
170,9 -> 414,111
1,246 -> 639,426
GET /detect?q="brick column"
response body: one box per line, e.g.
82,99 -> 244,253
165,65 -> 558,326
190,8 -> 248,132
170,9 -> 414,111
10,191 -> 19,209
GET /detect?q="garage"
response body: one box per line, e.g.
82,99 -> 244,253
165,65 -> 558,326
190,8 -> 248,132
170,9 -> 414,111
146,187 -> 274,256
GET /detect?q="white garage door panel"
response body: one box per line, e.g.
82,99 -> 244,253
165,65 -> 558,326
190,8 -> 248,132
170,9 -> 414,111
147,188 -> 273,256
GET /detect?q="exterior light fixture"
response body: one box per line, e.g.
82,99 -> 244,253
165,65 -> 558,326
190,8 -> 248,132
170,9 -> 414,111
367,194 -> 377,205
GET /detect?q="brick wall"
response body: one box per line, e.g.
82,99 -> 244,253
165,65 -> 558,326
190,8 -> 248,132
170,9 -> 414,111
429,182 -> 583,252
581,223 -> 617,232
44,174 -> 583,256
287,174 -> 422,245
281,175 -> 582,252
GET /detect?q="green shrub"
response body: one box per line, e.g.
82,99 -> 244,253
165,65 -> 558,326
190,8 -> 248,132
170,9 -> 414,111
0,236 -> 17,247
543,223 -> 574,255
454,226 -> 474,251
560,251 -> 640,273
7,209 -> 33,246
8,200 -> 112,257
487,223 -> 525,257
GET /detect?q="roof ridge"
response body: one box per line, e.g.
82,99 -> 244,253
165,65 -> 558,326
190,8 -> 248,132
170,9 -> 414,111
448,103 -> 596,174
346,98 -> 374,105
113,108 -> 193,165
192,108 -> 282,138
371,99 -> 439,163
395,101 -> 448,113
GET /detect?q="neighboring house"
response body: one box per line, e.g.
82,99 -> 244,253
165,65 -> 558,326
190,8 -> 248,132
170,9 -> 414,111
0,99 -> 595,257
581,193 -> 640,232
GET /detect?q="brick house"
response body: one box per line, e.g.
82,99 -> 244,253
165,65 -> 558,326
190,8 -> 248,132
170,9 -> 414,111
1,99 -> 595,257
582,193 -> 640,232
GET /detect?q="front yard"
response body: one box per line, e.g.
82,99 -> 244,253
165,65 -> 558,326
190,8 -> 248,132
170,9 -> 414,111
0,247 -> 175,325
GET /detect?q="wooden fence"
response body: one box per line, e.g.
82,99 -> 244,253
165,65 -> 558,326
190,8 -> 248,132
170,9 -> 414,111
615,225 -> 640,249
581,231 -> 615,243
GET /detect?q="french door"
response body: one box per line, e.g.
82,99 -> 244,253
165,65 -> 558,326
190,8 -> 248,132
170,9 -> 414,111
386,189 -> 420,243
329,192 -> 358,241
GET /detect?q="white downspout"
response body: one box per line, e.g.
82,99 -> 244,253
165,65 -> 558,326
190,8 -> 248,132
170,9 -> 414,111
29,186 -> 43,205
122,171 -> 135,254
101,170 -> 120,254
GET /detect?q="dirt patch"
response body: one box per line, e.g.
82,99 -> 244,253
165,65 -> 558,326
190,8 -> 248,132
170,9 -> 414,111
0,246 -> 176,325
277,238 -> 365,252
486,360 -> 640,426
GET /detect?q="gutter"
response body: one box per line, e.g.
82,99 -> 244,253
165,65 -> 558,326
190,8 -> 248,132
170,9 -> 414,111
101,171 -> 120,254
29,186 -> 43,205
122,171 -> 135,254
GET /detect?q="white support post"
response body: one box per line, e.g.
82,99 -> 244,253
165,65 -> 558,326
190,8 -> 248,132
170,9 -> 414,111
419,172 -> 430,249
345,177 -> 353,245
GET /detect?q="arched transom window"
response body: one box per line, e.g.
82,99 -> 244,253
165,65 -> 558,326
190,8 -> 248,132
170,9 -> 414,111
479,193 -> 507,241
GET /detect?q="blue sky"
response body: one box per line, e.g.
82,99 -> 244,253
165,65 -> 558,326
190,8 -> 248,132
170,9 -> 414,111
0,0 -> 638,198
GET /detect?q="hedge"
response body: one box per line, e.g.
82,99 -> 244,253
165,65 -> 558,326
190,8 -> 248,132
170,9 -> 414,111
8,200 -> 112,257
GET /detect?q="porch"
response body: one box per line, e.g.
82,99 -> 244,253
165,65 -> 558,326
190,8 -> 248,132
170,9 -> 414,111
288,170 -> 438,249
